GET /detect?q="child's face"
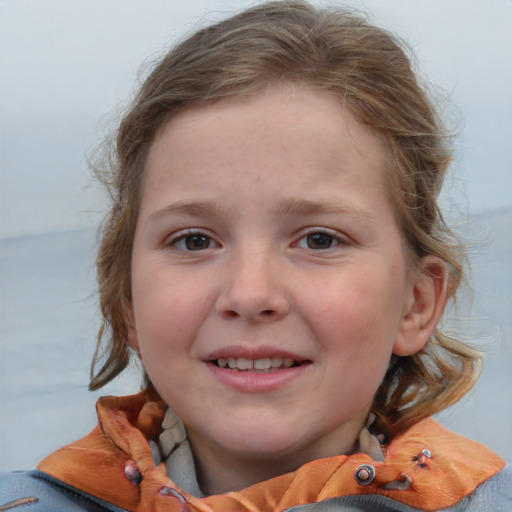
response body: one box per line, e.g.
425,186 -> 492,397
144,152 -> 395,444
128,83 -> 422,476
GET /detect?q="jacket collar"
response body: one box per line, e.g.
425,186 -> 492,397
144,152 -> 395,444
38,392 -> 505,512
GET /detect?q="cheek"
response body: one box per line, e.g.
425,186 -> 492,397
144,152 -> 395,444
309,273 -> 402,359
132,277 -> 215,353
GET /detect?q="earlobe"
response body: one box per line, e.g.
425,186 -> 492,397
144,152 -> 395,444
393,256 -> 449,357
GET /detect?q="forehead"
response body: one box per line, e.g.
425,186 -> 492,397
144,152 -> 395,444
146,83 -> 388,187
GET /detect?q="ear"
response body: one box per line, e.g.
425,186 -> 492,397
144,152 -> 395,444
125,305 -> 140,353
393,256 -> 449,357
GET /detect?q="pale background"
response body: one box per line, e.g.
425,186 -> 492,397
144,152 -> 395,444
0,0 -> 511,471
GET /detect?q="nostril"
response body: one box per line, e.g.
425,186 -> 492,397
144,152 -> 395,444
223,309 -> 275,319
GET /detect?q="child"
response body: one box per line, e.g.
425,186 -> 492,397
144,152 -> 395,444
1,1 -> 510,510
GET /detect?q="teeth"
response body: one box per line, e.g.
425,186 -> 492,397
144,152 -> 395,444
271,357 -> 283,367
237,357 -> 253,370
254,358 -> 271,370
215,356 -> 297,371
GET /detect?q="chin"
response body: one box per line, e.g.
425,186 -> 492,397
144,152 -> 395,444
211,425 -> 306,460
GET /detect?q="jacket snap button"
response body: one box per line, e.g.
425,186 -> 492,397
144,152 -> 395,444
123,460 -> 143,486
412,448 -> 432,468
354,464 -> 376,486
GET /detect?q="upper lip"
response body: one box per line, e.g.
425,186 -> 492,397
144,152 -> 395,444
205,345 -> 310,362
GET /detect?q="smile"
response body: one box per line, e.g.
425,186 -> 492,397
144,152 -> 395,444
206,353 -> 310,393
213,357 -> 298,372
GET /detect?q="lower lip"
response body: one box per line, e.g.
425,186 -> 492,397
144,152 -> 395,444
205,363 -> 309,393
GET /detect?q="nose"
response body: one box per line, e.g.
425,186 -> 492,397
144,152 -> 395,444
215,247 -> 290,322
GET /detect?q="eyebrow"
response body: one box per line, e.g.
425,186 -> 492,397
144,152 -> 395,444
278,199 -> 375,224
146,198 -> 375,226
146,201 -> 232,225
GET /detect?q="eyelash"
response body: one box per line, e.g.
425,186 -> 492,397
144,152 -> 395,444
294,229 -> 346,251
168,230 -> 219,252
166,228 -> 347,253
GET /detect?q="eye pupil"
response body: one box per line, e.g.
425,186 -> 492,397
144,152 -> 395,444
185,234 -> 210,250
307,233 -> 333,249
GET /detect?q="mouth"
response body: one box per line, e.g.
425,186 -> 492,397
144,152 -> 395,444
205,349 -> 311,391
210,357 -> 305,372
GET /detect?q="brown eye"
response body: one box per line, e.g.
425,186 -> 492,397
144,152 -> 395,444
184,234 -> 212,250
305,232 -> 336,250
172,233 -> 215,251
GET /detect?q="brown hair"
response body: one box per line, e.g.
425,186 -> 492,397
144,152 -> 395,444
90,0 -> 481,438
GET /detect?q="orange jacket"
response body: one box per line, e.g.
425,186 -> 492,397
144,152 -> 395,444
37,393 -> 505,512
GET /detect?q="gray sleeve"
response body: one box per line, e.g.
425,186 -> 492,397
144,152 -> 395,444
0,471 -> 127,512
450,464 -> 512,512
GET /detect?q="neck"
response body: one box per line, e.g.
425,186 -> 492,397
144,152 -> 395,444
187,407 -> 370,495
191,444 -> 300,495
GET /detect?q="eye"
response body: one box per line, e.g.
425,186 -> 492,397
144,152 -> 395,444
171,232 -> 218,251
296,230 -> 341,250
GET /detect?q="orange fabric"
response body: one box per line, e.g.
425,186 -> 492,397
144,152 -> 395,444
38,393 -> 505,512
